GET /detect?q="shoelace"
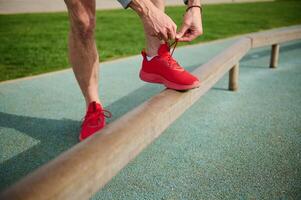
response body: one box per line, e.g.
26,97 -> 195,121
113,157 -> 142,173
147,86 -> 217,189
169,39 -> 178,57
167,39 -> 183,70
81,109 -> 112,128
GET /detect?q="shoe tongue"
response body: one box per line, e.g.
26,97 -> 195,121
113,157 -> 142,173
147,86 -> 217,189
158,43 -> 170,56
87,101 -> 102,113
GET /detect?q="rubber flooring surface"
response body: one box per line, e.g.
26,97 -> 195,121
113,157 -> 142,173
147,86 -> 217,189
0,39 -> 300,199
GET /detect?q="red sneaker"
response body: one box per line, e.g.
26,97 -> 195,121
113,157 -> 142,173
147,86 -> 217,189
139,41 -> 200,90
79,101 -> 111,141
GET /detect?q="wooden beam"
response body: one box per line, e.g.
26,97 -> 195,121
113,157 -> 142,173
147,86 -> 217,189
248,25 -> 301,48
0,38 -> 252,200
270,44 -> 280,68
229,63 -> 239,91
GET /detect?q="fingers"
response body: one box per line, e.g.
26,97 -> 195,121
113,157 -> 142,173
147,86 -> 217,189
155,21 -> 177,41
177,28 -> 203,42
171,23 -> 177,40
167,28 -> 176,41
165,23 -> 177,41
177,35 -> 194,42
159,32 -> 169,41
176,23 -> 189,40
144,11 -> 177,41
177,34 -> 198,42
142,9 -> 177,41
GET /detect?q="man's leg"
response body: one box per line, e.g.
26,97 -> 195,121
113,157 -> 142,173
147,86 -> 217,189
65,0 -> 100,108
144,0 -> 165,56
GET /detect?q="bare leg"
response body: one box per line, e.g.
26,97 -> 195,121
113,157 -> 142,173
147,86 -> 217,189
65,0 -> 100,108
144,0 -> 165,56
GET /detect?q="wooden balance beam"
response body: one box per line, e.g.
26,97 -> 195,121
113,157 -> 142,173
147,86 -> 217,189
1,26 -> 301,200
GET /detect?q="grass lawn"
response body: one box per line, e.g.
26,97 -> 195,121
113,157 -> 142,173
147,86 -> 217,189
0,0 -> 300,82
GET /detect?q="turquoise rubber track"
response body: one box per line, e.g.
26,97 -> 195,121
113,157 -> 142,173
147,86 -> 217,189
0,39 -> 300,199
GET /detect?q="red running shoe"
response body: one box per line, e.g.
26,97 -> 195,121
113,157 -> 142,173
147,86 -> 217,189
79,101 -> 111,141
139,41 -> 200,91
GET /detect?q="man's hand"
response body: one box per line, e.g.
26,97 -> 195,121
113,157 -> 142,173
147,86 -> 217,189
129,0 -> 177,41
176,5 -> 203,42
141,5 -> 177,41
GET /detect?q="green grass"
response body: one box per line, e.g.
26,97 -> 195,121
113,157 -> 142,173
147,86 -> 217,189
0,0 -> 300,82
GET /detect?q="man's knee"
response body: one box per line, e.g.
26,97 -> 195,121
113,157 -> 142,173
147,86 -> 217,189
65,0 -> 96,38
72,15 -> 96,38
